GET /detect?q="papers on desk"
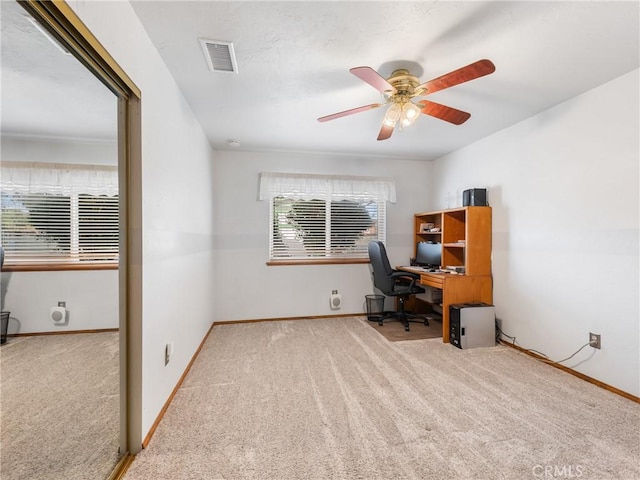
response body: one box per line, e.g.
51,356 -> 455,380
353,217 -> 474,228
444,266 -> 465,274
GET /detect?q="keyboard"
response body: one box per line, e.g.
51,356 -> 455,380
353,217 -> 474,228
401,266 -> 439,273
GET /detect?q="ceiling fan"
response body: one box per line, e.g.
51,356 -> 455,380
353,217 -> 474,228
318,59 -> 495,141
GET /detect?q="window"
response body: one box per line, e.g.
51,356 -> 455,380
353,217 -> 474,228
260,173 -> 395,263
1,162 -> 118,268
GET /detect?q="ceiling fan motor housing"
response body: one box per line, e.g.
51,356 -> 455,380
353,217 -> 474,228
387,69 -> 425,99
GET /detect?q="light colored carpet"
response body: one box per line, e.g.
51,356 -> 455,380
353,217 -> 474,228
0,332 -> 120,480
124,317 -> 640,480
366,316 -> 443,341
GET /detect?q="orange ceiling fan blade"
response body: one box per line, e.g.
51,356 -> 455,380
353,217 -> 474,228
418,59 -> 495,95
350,66 -> 396,94
317,103 -> 384,122
418,100 -> 471,125
377,122 -> 394,141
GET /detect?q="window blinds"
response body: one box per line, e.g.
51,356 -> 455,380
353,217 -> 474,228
1,162 -> 119,266
260,173 -> 395,261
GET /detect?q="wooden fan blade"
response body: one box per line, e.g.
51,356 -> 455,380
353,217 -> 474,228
418,100 -> 471,125
419,59 -> 495,95
377,122 -> 394,141
317,103 -> 383,122
350,66 -> 395,94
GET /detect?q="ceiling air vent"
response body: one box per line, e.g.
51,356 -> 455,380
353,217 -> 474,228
199,39 -> 238,74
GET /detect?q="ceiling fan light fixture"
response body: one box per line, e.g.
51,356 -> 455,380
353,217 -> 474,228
400,101 -> 421,127
381,90 -> 395,102
383,103 -> 401,126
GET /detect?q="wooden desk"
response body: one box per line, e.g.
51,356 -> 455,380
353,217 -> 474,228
399,267 -> 492,343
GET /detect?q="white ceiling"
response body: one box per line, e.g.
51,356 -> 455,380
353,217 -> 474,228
129,1 -> 639,161
0,0 -> 117,143
2,1 -> 638,161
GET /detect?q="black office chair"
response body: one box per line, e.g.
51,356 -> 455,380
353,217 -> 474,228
367,241 -> 430,332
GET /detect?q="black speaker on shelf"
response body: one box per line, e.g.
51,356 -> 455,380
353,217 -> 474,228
463,188 -> 488,206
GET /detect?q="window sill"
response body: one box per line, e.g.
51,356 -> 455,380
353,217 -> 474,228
266,258 -> 370,266
2,263 -> 118,272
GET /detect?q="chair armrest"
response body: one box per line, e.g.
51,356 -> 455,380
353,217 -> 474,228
390,271 -> 419,289
390,271 -> 419,280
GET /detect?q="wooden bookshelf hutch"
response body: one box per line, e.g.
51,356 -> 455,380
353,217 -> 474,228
403,206 -> 493,343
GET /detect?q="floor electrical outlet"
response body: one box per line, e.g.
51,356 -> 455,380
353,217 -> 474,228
589,332 -> 601,349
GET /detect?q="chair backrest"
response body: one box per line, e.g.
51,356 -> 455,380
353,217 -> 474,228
368,241 -> 395,295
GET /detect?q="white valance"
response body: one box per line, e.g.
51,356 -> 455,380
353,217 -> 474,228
258,172 -> 396,203
0,161 -> 118,196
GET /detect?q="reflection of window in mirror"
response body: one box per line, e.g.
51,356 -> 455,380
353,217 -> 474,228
0,1 -> 122,479
1,162 -> 119,268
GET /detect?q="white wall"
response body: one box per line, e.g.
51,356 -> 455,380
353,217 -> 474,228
212,150 -> 431,320
429,70 -> 639,396
1,135 -> 117,166
68,1 -> 216,440
1,270 -> 117,333
1,136 -> 119,333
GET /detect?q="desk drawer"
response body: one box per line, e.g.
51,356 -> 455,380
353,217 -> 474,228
420,274 -> 444,289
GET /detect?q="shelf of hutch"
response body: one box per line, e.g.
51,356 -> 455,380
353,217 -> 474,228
414,206 -> 491,276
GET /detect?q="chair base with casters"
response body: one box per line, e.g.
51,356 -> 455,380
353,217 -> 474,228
377,294 -> 430,332
367,240 -> 432,332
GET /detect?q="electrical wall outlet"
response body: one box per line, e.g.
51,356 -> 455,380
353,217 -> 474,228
589,332 -> 601,349
164,342 -> 174,366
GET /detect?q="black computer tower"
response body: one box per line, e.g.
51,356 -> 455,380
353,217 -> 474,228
450,303 -> 496,349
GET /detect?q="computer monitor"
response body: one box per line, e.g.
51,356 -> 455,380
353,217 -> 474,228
415,242 -> 441,268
